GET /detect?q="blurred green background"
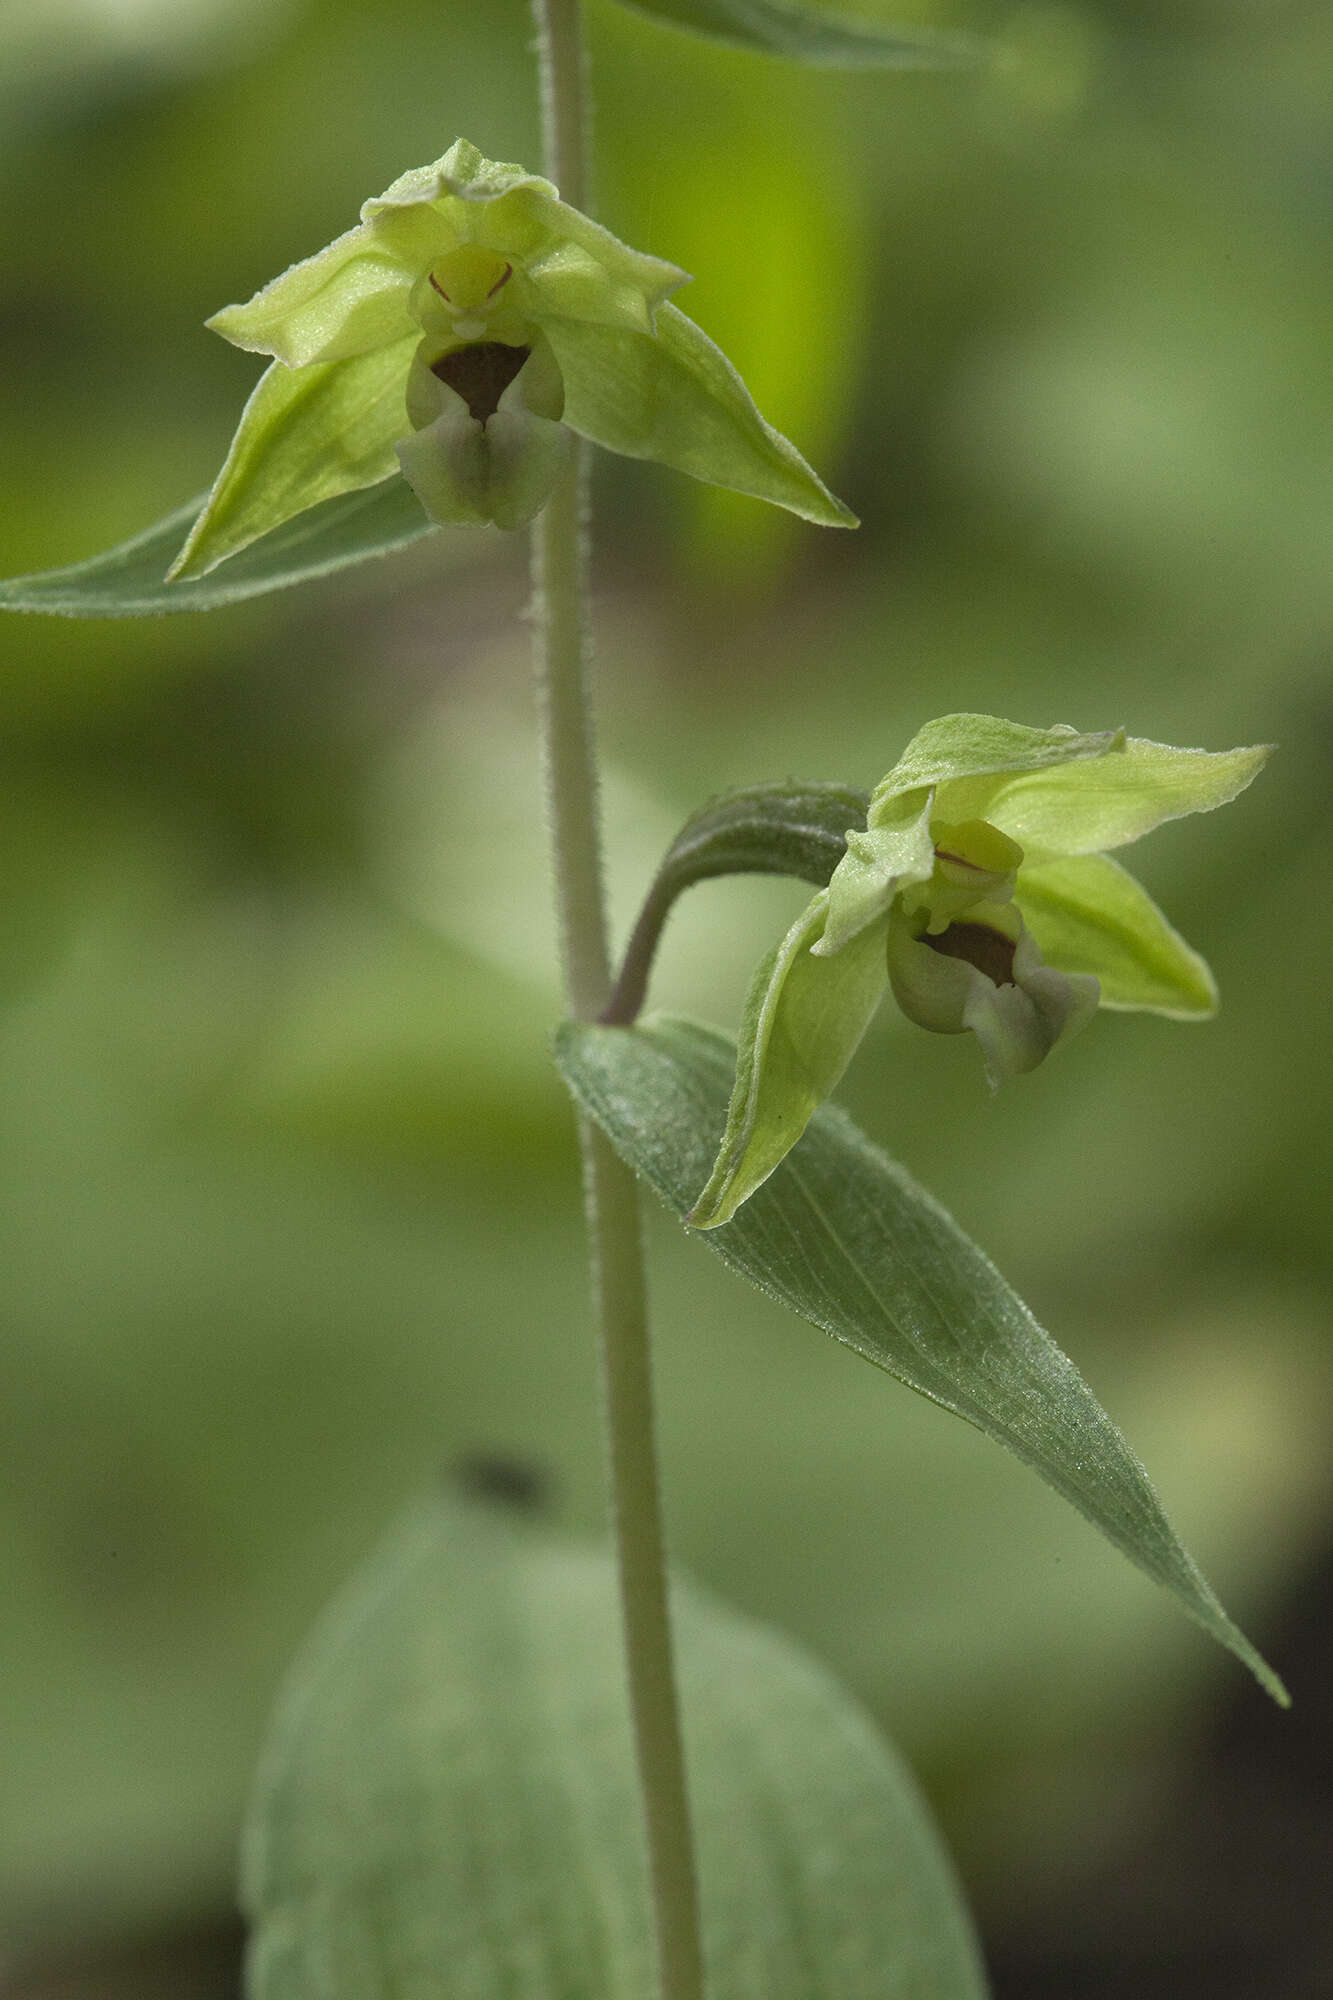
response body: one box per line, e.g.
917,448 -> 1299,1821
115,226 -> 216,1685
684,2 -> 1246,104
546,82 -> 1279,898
1,0 -> 1331,1992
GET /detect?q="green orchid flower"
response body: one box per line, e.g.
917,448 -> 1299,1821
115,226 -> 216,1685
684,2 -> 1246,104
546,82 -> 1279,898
691,714 -> 1269,1228
169,139 -> 855,579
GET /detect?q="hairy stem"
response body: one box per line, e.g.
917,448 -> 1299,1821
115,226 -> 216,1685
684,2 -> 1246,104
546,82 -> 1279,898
530,3 -> 705,1994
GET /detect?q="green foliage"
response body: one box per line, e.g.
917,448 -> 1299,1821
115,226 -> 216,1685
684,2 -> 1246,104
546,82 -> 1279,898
0,484 -> 435,616
0,0 -> 1324,1981
556,1014 -> 1288,1706
609,0 -> 989,70
244,1491 -> 988,1999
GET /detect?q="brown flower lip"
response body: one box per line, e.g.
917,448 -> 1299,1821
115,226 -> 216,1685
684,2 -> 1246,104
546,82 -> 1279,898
925,920 -> 1017,988
431,341 -> 532,423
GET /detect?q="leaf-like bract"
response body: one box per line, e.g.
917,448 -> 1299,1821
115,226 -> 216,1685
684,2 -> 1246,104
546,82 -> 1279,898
556,1015 -> 1287,1705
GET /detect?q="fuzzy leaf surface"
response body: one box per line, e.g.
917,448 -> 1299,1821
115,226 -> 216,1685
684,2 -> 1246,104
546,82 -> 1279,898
0,482 -> 435,617
555,1015 -> 1287,1705
606,781 -> 868,1024
244,1492 -> 988,1999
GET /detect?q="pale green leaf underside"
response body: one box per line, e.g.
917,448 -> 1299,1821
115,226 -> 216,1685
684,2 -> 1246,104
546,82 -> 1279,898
546,303 -> 857,527
172,336 -> 419,579
612,0 -> 990,68
244,1493 -> 988,1999
0,481 -> 434,617
691,894 -> 889,1226
1016,853 -> 1217,1017
555,1016 -> 1287,1705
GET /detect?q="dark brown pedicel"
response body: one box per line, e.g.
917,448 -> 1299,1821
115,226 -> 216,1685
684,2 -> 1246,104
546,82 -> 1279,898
431,342 -> 531,423
925,920 -> 1017,987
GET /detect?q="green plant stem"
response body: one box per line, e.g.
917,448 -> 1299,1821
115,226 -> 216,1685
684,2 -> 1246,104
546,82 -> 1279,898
529,3 -> 705,1994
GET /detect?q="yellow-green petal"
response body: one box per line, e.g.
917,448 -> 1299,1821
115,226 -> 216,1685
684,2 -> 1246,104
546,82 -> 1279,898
1014,852 -> 1218,1017
545,304 -> 857,527
208,225 -> 415,369
169,336 -> 417,580
691,894 -> 888,1228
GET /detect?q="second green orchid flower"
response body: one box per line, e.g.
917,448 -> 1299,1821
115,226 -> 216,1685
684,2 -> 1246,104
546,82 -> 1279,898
169,139 -> 855,578
692,714 -> 1269,1228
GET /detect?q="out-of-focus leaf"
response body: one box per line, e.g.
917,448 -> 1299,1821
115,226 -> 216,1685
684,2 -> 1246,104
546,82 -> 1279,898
0,481 -> 434,618
555,1014 -> 1288,1706
611,0 -> 989,69
244,1492 -> 988,2000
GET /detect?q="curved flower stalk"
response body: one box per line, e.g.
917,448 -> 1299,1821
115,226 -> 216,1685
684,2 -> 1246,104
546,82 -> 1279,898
169,139 -> 855,579
691,713 -> 1269,1227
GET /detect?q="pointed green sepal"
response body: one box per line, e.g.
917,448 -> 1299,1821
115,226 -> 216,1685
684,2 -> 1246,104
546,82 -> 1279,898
1015,852 -> 1219,1017
545,303 -> 857,527
169,339 -> 418,580
690,893 -> 887,1227
933,735 -> 1273,862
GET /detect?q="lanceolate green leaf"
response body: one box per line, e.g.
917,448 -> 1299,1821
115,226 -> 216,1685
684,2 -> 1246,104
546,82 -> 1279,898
555,1015 -> 1288,1705
0,481 -> 435,617
245,1492 -> 988,2000
612,0 -> 990,69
